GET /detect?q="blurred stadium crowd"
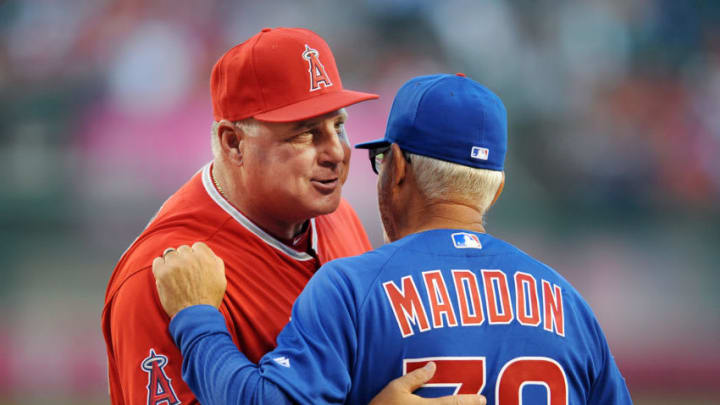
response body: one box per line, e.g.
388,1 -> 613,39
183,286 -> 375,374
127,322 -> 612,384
0,0 -> 718,403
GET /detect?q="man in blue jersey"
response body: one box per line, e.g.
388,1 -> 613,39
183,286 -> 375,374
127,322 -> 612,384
154,73 -> 632,404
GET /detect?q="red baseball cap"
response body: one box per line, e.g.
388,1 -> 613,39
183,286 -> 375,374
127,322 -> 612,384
211,27 -> 378,122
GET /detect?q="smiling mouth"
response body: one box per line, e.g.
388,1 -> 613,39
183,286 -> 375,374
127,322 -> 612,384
311,178 -> 339,193
315,178 -> 337,184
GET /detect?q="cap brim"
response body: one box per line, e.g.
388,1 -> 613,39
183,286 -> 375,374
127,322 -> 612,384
354,138 -> 391,149
253,89 -> 378,123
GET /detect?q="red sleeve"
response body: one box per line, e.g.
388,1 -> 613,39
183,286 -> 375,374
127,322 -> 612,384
105,269 -> 198,405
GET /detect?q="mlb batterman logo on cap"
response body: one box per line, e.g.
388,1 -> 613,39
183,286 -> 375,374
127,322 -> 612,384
356,73 -> 508,171
211,27 -> 379,122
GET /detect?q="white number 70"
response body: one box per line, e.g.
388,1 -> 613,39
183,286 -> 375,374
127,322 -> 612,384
404,356 -> 568,404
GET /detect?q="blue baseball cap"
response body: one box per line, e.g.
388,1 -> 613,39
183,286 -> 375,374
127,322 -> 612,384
355,73 -> 507,171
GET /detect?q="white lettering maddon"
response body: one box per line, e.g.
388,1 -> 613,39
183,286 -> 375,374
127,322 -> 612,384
383,270 -> 564,338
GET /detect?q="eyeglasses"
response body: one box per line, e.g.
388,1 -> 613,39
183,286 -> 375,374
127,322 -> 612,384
368,145 -> 411,174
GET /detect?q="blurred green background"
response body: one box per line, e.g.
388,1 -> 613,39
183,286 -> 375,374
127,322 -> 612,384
1,0 -> 718,403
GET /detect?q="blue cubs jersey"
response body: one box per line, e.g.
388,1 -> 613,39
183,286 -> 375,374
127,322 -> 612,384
171,229 -> 632,404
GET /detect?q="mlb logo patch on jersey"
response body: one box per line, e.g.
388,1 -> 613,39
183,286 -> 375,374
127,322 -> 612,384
471,146 -> 489,161
451,232 -> 482,249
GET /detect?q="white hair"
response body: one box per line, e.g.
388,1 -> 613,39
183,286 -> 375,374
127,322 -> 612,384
210,118 -> 260,157
408,153 -> 504,215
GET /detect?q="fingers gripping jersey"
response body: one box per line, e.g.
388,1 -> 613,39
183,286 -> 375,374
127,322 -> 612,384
171,229 -> 632,405
101,163 -> 371,405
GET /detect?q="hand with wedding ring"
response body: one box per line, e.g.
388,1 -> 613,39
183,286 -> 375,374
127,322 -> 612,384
152,242 -> 227,318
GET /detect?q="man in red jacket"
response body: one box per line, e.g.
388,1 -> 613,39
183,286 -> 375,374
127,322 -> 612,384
102,27 -> 380,405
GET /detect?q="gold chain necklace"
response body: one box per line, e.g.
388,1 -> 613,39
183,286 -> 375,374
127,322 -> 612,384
211,167 -> 225,198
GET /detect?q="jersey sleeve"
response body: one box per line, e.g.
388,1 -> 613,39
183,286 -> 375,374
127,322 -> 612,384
107,269 -> 197,405
587,330 -> 633,405
170,263 -> 358,405
169,306 -> 293,405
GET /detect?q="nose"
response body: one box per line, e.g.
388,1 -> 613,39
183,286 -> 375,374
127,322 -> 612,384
318,123 -> 346,167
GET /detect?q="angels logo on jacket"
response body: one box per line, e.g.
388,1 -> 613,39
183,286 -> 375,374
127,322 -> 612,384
141,349 -> 181,405
302,44 -> 333,92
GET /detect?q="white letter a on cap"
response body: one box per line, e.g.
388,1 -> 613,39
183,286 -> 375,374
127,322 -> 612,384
302,44 -> 333,92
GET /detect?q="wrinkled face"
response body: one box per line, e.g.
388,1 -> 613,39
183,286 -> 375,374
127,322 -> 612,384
376,147 -> 398,242
241,109 -> 350,225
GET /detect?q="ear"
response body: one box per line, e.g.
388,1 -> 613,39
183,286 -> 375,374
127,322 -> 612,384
388,143 -> 408,186
490,171 -> 505,207
216,120 -> 245,166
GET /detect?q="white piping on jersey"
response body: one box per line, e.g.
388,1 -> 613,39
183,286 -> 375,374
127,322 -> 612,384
201,163 -> 318,262
311,217 -> 318,255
